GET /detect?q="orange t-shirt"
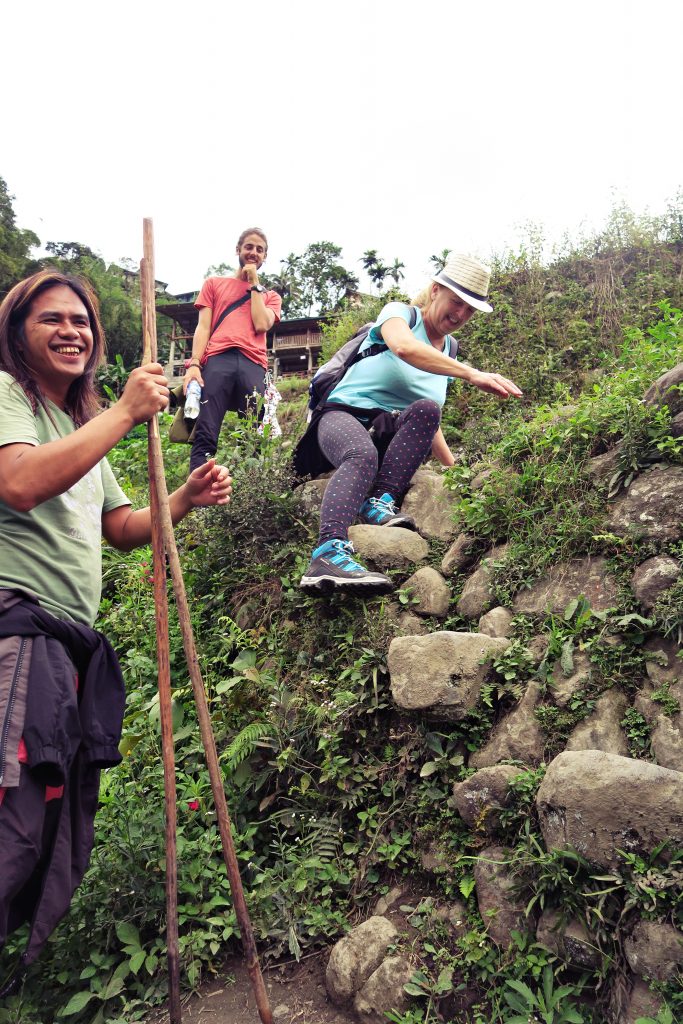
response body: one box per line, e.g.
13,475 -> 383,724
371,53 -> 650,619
195,277 -> 282,370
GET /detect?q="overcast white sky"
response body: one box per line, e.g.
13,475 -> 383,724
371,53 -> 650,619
2,0 -> 682,296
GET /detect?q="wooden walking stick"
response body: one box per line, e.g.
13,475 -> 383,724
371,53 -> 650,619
140,255 -> 182,1024
141,219 -> 273,1024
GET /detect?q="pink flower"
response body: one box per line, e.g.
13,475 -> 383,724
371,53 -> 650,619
187,799 -> 200,811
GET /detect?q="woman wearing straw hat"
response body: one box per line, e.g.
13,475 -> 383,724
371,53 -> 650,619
299,253 -> 522,593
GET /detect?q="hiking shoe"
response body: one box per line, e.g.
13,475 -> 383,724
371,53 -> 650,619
300,539 -> 393,593
358,492 -> 416,530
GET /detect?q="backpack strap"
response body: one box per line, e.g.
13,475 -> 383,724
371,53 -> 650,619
348,304 -> 418,368
209,291 -> 252,339
445,333 -> 459,359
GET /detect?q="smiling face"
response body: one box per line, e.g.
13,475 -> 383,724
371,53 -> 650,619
236,232 -> 267,271
19,285 -> 94,406
423,284 -> 475,342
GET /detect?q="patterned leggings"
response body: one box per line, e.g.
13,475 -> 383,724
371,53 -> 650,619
316,399 -> 441,544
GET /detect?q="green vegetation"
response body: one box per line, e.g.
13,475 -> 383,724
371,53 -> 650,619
0,179 -> 153,367
2,200 -> 683,1022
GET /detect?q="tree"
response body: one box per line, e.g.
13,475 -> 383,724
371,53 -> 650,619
261,257 -> 303,317
388,258 -> 405,287
361,249 -> 395,293
267,243 -> 359,317
361,249 -> 380,275
204,262 -> 235,278
0,177 -> 40,297
429,249 -> 451,273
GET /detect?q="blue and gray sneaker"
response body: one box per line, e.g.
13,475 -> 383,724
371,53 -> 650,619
358,492 -> 416,530
300,539 -> 393,593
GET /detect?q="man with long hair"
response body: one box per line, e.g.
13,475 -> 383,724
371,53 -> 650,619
183,227 -> 282,470
0,271 -> 231,979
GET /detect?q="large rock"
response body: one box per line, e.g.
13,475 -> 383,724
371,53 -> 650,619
473,845 -> 528,946
294,476 -> 330,515
433,900 -> 469,940
650,713 -> 683,772
527,635 -> 549,667
634,680 -> 683,772
457,544 -> 508,620
605,464 -> 683,542
452,764 -> 520,833
403,567 -> 451,618
470,463 -> 519,493
585,447 -> 622,485
353,955 -> 414,1024
536,750 -> 683,868
373,885 -> 407,917
635,637 -> 683,771
401,469 -> 458,541
643,362 -> 683,417
550,649 -> 592,707
643,635 -> 683,687
385,601 -> 430,636
616,978 -> 663,1024
478,606 -> 514,638
388,631 -> 508,720
469,682 -> 545,769
441,533 -> 478,576
623,919 -> 683,981
631,555 -> 681,610
420,840 -> 451,875
565,689 -> 629,756
513,556 -> 620,616
348,525 -> 429,570
536,909 -> 601,970
325,917 -> 398,1005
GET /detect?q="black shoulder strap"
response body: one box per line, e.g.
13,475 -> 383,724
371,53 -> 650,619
348,304 -> 418,368
210,291 -> 251,339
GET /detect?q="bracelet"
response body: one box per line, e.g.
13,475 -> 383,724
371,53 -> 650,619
188,360 -> 201,368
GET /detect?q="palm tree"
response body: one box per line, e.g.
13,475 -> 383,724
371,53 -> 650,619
369,263 -> 389,293
428,249 -> 452,274
329,267 -> 360,307
388,258 -> 405,286
362,250 -> 391,293
361,249 -> 379,277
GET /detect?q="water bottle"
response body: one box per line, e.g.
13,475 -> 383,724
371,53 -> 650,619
184,379 -> 201,419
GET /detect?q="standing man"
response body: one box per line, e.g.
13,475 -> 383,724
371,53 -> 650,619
184,228 -> 282,471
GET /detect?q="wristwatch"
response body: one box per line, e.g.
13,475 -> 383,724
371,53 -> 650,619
250,284 -> 266,293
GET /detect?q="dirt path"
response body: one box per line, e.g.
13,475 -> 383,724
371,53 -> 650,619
145,952 -> 353,1024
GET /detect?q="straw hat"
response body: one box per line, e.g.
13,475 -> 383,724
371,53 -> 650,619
431,253 -> 493,313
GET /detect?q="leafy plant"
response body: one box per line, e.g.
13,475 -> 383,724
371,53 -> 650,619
621,708 -> 652,757
501,965 -> 587,1023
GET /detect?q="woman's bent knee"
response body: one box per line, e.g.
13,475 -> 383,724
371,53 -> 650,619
342,444 -> 378,475
405,399 -> 441,428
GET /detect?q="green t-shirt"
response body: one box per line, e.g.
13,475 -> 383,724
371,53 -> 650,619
0,372 -> 130,626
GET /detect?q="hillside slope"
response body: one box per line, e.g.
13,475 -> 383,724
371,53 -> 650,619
2,237 -> 682,1024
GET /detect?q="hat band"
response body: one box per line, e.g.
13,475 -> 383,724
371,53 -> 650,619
437,272 -> 488,303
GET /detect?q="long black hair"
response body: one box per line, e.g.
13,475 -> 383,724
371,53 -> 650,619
0,271 -> 106,425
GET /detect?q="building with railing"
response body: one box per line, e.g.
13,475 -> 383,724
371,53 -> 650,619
156,301 -> 326,382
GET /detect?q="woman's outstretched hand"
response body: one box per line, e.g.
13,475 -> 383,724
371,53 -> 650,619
469,370 -> 523,399
184,459 -> 232,507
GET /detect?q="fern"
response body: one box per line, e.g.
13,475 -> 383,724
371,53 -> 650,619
223,720 -> 275,772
